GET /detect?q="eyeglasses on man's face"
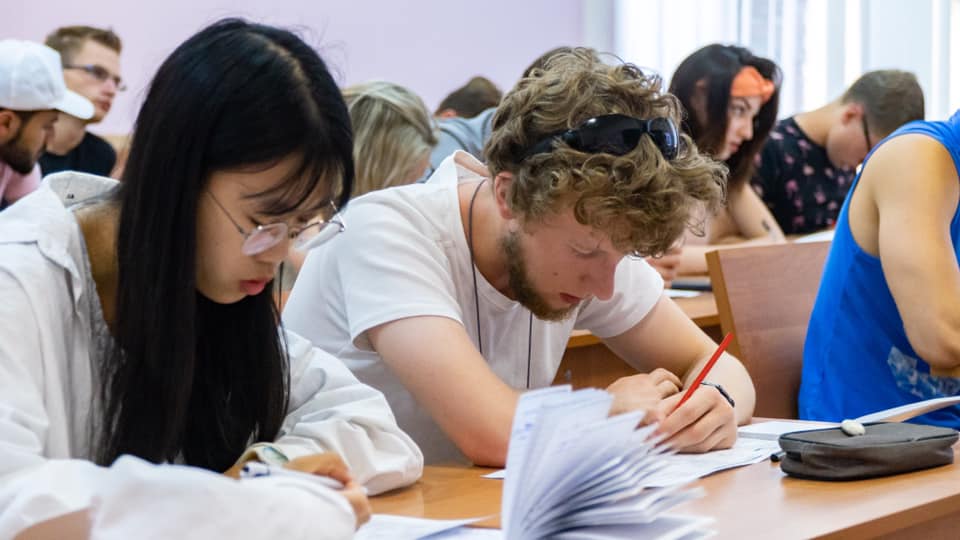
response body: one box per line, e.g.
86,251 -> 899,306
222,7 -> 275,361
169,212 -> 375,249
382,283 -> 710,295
208,192 -> 345,256
520,114 -> 680,162
64,64 -> 127,92
861,112 -> 874,151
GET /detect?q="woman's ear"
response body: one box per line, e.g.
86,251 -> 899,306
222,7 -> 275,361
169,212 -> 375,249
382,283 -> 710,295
492,172 -> 515,220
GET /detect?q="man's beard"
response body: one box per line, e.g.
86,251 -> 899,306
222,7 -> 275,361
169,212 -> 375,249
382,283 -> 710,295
501,229 -> 578,322
0,126 -> 39,174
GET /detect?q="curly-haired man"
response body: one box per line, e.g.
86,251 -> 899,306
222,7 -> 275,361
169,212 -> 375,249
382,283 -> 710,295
284,49 -> 757,465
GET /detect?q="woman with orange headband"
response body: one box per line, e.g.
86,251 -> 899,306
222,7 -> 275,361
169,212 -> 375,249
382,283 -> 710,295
663,44 -> 786,277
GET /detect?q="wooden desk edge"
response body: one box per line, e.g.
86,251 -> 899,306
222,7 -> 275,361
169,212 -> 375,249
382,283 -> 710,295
567,294 -> 719,349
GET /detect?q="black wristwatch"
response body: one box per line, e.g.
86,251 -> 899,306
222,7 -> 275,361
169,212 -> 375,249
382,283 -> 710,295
701,381 -> 735,408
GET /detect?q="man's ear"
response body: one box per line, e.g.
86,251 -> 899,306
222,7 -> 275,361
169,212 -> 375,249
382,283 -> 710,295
839,102 -> 865,125
0,110 -> 20,144
492,171 -> 516,220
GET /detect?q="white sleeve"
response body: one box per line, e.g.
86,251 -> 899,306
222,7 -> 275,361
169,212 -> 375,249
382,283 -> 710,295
333,199 -> 463,349
0,268 -> 49,480
269,330 -> 423,495
0,273 -> 358,539
91,456 -> 355,540
0,266 -> 102,537
0,457 -> 357,540
575,257 -> 665,338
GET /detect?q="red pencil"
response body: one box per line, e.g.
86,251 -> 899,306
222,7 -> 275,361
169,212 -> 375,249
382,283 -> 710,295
672,332 -> 734,412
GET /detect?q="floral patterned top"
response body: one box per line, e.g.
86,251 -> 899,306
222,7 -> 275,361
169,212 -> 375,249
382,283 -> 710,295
751,117 -> 857,235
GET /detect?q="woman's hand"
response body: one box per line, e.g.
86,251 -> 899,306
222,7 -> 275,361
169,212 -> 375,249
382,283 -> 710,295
285,453 -> 371,528
338,481 -> 372,527
225,452 -> 371,528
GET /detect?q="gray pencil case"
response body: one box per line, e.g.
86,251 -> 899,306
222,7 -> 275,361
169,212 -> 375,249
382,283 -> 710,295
777,422 -> 958,481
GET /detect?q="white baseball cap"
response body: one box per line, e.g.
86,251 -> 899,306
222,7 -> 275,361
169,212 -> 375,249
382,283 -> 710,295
0,39 -> 94,120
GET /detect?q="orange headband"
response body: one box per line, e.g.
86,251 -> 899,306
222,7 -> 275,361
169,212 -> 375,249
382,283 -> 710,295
730,66 -> 775,103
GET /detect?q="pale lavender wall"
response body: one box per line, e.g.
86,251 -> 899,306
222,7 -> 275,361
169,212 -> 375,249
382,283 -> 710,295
7,0 -> 586,134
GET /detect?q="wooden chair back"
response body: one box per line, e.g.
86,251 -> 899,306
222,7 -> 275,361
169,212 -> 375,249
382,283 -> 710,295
706,241 -> 831,418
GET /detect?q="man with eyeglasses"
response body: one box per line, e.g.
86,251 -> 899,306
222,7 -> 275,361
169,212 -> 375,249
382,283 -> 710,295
0,40 -> 94,210
284,49 -> 757,466
39,26 -> 124,178
752,70 -> 924,236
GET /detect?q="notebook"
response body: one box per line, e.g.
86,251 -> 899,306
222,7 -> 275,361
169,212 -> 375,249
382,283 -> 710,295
500,386 -> 714,540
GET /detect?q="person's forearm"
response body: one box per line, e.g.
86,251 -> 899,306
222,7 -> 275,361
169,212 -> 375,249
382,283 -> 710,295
677,245 -> 710,275
683,352 -> 756,424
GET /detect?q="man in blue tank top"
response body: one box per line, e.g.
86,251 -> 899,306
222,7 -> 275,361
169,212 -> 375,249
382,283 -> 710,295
801,110 -> 960,427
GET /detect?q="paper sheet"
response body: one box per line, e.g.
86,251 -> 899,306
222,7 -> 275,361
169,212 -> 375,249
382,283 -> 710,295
737,420 -> 836,440
356,515 -> 489,540
548,515 -> 714,540
641,438 -> 780,487
854,395 -> 960,423
793,229 -> 835,243
486,438 -> 778,487
425,527 -> 504,539
666,289 -> 703,298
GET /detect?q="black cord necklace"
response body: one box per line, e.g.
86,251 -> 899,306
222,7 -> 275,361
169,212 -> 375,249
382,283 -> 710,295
466,180 -> 533,389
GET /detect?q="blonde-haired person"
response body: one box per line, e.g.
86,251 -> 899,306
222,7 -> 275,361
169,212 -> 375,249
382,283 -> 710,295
284,48 -> 756,466
283,81 -> 437,278
343,81 -> 437,197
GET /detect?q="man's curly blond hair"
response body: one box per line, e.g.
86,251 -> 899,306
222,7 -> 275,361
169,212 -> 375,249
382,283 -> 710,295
484,48 -> 727,257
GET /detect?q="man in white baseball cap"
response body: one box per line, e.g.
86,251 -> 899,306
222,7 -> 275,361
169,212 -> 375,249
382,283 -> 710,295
0,39 -> 93,209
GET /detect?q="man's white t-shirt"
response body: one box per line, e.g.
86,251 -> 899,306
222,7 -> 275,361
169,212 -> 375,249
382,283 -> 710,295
283,152 -> 664,463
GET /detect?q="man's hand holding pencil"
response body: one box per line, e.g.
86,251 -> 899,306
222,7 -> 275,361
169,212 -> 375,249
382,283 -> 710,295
606,333 -> 739,454
654,333 -> 738,453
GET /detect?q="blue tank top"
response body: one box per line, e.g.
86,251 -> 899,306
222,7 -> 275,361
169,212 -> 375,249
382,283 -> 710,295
800,110 -> 960,426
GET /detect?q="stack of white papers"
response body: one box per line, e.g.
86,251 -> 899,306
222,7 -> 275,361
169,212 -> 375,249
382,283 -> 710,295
640,438 -> 780,487
486,437 -> 780,487
500,386 -> 714,540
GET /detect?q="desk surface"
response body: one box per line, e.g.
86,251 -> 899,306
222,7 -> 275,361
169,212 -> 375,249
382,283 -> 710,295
371,447 -> 960,539
568,293 -> 719,348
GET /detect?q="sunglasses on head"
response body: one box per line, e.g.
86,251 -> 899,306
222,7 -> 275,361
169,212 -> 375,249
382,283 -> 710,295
520,114 -> 680,161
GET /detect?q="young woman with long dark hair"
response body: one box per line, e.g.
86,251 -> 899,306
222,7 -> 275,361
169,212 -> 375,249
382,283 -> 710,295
666,44 -> 787,277
0,19 -> 421,539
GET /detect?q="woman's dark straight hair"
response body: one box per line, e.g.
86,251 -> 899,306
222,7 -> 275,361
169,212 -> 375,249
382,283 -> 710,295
99,19 -> 354,470
669,44 -> 781,190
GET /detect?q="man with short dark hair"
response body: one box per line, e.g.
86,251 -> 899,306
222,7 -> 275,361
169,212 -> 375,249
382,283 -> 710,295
0,40 -> 93,209
435,76 -> 502,119
427,47 -> 591,173
40,26 -> 123,177
752,70 -> 925,235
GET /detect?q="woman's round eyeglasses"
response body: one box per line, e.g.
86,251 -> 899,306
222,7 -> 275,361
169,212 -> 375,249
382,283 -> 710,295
208,191 -> 345,256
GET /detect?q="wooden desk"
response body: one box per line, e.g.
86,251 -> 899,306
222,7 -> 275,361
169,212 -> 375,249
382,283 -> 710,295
557,293 -> 720,388
371,466 -> 502,528
372,448 -> 960,539
566,293 -> 719,349
673,292 -> 720,330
